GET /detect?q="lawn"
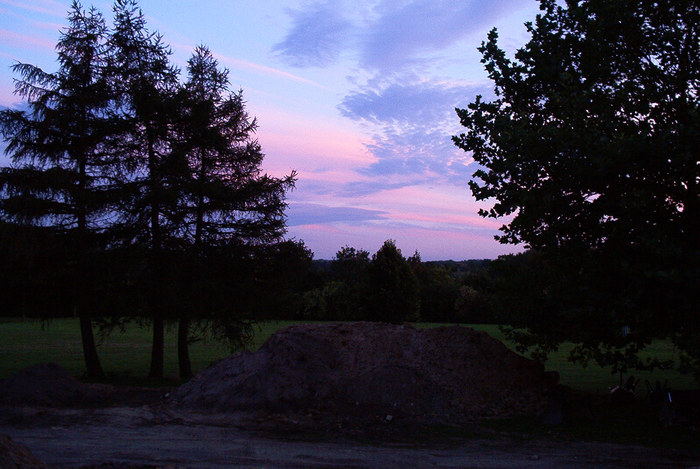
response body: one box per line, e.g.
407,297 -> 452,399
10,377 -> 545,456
0,318 -> 696,393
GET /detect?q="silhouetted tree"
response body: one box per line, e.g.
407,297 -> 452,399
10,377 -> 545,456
326,246 -> 371,320
0,1 -> 113,378
107,0 -> 181,378
366,240 -> 419,323
253,240 -> 313,321
170,46 -> 296,377
453,0 -> 699,377
408,252 -> 460,322
455,267 -> 495,324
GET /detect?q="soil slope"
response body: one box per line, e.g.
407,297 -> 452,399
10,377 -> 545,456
176,322 -> 550,421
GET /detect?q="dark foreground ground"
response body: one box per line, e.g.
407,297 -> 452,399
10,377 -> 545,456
2,396 -> 699,469
2,323 -> 698,468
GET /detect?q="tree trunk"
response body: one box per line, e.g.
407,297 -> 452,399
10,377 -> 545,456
75,151 -> 104,380
177,318 -> 192,380
148,316 -> 165,378
146,130 -> 165,380
79,315 -> 104,379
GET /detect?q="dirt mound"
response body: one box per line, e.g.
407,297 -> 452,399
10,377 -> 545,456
175,322 -> 550,421
0,363 -> 102,407
0,434 -> 47,469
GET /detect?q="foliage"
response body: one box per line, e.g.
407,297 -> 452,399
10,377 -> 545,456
300,245 -> 499,323
167,45 -> 296,377
408,251 -> 460,322
106,0 -> 182,378
173,45 -> 296,251
454,269 -> 496,324
0,0 -> 296,379
453,0 -> 699,379
302,245 -> 370,320
0,1 -> 116,378
252,239 -> 315,320
366,240 -> 420,323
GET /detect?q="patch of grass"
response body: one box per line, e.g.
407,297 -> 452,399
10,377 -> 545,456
0,318 -> 231,384
1,318 -> 697,449
418,323 -> 696,393
0,318 -> 320,384
0,319 -> 695,392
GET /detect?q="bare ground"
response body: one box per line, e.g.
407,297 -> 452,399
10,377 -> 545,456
1,402 -> 699,469
2,324 -> 699,468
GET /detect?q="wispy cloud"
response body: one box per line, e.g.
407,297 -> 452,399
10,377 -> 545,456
0,0 -> 64,18
287,202 -> 386,227
358,0 -> 527,71
0,28 -> 57,53
274,0 -> 531,73
272,1 -> 353,68
337,79 -> 488,192
339,80 -> 465,125
271,0 -> 522,200
211,51 -> 331,90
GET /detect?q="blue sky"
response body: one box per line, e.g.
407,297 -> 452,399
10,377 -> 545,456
0,0 -> 539,260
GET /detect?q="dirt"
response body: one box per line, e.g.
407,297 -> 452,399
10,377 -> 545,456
1,323 -> 699,468
1,434 -> 48,469
2,405 -> 699,469
175,322 -> 550,421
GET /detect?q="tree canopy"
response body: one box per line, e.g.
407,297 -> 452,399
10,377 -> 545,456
0,0 -> 296,379
0,1 -> 114,378
453,0 -> 699,378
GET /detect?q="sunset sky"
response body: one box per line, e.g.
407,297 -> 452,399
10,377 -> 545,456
0,0 -> 540,260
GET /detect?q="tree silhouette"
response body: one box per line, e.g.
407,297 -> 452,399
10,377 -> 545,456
366,240 -> 419,323
1,0 -> 298,380
171,46 -> 296,378
107,0 -> 181,378
0,1 -> 113,378
454,0 -> 699,376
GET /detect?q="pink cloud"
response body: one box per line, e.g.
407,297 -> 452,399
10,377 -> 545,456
211,51 -> 330,90
361,185 -> 495,222
387,211 -> 502,230
0,0 -> 64,18
383,225 -> 522,260
292,223 -> 345,234
288,219 -> 520,260
0,28 -> 57,53
256,109 -> 374,177
0,85 -> 20,107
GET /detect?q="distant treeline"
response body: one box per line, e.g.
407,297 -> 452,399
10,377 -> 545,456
279,241 -> 502,324
0,229 -> 504,326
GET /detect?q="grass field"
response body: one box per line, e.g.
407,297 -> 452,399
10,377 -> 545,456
0,318 -> 695,393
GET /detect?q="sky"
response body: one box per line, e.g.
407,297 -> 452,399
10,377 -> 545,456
0,0 -> 540,260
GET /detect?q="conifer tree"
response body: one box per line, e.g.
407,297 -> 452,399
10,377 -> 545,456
107,0 -> 180,378
0,1 -> 112,378
172,46 -> 296,378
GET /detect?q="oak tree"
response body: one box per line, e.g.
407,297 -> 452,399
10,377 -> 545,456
453,0 -> 699,377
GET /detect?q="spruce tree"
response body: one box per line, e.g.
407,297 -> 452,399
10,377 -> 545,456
107,0 -> 180,378
0,1 -> 112,379
172,46 -> 296,378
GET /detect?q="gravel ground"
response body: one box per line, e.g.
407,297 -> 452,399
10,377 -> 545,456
2,405 -> 699,469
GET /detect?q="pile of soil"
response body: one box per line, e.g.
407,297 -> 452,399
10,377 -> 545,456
0,363 -> 104,407
0,364 -> 167,409
176,322 -> 551,421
